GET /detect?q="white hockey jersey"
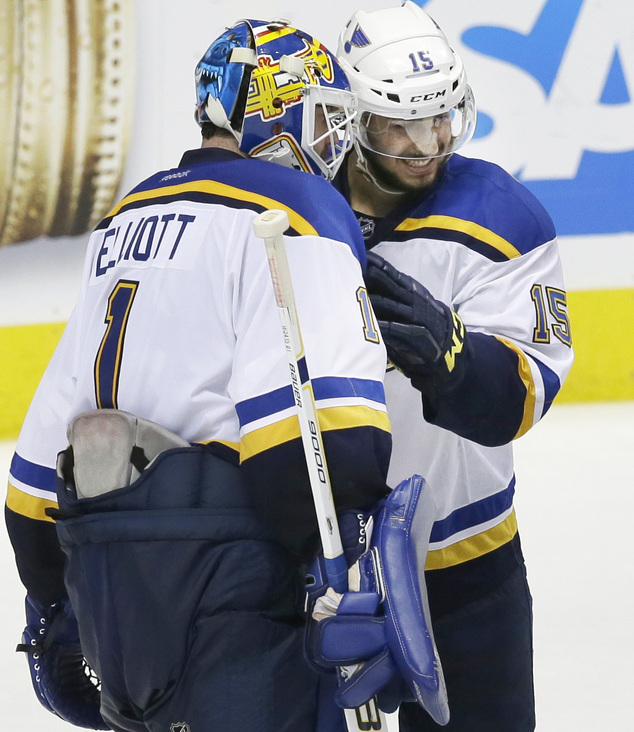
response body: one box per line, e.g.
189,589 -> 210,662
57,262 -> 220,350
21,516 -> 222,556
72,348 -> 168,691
7,148 -> 391,600
339,153 -> 574,571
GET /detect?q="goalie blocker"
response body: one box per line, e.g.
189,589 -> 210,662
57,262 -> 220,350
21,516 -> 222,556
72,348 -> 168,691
306,474 -> 450,726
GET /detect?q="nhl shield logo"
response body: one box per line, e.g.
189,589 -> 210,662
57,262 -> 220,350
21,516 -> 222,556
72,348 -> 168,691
170,724 -> 190,732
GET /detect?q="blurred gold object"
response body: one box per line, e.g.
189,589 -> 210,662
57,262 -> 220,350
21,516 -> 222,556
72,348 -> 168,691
0,0 -> 135,247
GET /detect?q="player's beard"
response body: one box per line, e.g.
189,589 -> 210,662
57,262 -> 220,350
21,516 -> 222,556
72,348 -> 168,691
363,147 -> 450,197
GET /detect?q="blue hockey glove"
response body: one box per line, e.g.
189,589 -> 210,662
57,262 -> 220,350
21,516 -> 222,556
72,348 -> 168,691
17,595 -> 108,729
306,475 -> 450,726
305,507 -> 383,607
365,251 -> 469,387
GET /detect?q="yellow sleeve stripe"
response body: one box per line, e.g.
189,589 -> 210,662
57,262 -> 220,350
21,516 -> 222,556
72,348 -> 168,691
496,337 -> 537,439
396,215 -> 521,260
6,483 -> 57,523
199,438 -> 240,453
240,405 -> 391,462
106,180 -> 318,236
426,509 -> 518,570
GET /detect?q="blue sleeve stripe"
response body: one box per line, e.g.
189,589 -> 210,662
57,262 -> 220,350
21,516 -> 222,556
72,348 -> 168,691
236,377 -> 386,428
533,356 -> 562,417
430,477 -> 516,543
10,453 -> 57,494
236,385 -> 295,427
313,376 -> 386,404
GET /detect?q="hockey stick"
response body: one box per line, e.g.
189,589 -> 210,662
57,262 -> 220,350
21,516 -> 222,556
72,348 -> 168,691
253,209 -> 386,732
253,209 -> 347,592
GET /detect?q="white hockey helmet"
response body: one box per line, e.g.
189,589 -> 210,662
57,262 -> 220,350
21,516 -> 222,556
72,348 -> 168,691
337,1 -> 476,161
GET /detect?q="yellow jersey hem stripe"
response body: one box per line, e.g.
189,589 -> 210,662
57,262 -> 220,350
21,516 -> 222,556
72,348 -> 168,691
425,510 -> 518,570
6,483 -> 57,523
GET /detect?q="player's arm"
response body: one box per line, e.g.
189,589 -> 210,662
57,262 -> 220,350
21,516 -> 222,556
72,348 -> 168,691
5,312 -> 108,727
231,215 -> 391,563
5,314 -> 82,604
366,243 -> 574,447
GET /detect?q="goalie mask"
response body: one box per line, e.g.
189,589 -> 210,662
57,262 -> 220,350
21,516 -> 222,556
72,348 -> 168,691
195,19 -> 356,179
337,1 -> 476,162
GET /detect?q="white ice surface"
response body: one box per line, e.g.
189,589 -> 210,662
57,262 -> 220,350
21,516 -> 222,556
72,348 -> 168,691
2,401 -> 633,730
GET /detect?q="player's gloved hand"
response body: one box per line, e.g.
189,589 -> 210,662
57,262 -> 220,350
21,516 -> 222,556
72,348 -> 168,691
365,250 -> 469,387
305,476 -> 450,725
305,507 -> 381,606
308,576 -> 413,713
17,594 -> 108,729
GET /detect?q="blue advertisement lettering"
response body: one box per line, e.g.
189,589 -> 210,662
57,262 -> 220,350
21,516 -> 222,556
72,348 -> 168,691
415,0 -> 634,236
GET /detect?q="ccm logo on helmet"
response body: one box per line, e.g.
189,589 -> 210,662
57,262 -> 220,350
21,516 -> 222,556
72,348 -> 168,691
410,90 -> 447,103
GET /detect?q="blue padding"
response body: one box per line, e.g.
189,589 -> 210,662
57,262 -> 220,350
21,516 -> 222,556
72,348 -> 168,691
306,475 -> 449,724
376,475 -> 450,726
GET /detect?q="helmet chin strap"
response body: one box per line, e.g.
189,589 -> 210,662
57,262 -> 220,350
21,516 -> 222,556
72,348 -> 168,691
354,142 -> 405,196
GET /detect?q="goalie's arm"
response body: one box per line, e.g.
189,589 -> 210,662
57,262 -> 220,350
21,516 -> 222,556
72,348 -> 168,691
241,424 -> 391,563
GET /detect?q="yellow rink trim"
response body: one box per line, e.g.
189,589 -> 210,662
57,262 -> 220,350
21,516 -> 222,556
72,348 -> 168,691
0,321 -> 66,441
0,287 -> 632,440
556,288 -> 634,403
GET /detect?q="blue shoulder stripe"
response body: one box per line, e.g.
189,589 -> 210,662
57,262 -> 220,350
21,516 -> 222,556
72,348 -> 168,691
398,155 -> 556,259
98,156 -> 366,268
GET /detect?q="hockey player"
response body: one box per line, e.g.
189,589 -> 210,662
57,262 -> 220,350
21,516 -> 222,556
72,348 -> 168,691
5,19 -> 392,732
334,3 -> 575,730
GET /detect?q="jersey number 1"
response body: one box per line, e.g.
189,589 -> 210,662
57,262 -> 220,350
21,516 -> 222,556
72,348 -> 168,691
357,286 -> 380,343
94,279 -> 139,408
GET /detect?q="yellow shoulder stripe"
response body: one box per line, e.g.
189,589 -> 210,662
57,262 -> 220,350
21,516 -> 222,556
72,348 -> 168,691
106,180 -> 318,236
396,215 -> 521,260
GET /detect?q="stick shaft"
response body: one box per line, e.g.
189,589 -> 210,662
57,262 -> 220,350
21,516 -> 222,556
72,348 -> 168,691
253,209 -> 347,592
253,209 -> 386,731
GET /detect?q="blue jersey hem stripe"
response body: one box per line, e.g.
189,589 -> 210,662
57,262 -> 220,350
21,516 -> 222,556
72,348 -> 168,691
10,453 -> 57,494
430,476 -> 516,543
